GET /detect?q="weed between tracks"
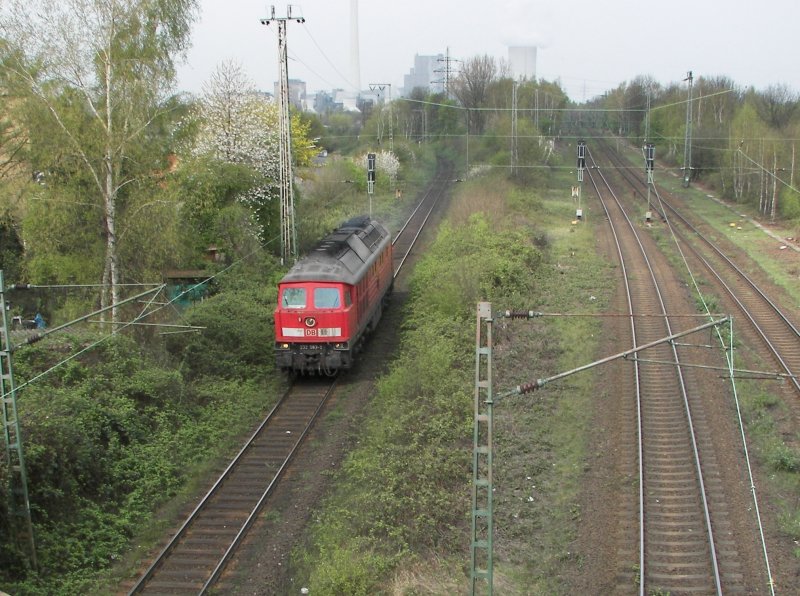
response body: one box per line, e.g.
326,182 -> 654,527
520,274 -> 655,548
287,168 -> 615,593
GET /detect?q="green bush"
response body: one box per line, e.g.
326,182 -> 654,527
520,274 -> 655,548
779,187 -> 800,220
1,257 -> 283,593
165,261 -> 279,381
410,214 -> 542,315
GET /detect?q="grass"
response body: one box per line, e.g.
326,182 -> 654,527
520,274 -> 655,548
487,168 -> 615,592
737,378 -> 800,544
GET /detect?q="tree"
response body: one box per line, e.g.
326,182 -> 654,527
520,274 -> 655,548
0,0 -> 199,319
451,55 -> 498,134
0,44 -> 29,185
192,60 -> 318,246
755,84 -> 799,130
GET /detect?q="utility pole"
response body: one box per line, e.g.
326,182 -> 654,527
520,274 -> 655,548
682,70 -> 693,188
413,109 -> 427,142
511,80 -> 518,176
645,143 -> 655,221
261,6 -> 304,265
369,83 -> 393,153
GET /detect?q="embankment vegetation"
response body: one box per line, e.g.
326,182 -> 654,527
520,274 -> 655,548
289,169 -> 616,593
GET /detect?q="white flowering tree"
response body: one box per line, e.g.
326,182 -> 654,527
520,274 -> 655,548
193,61 -> 279,240
193,60 -> 317,243
358,150 -> 400,187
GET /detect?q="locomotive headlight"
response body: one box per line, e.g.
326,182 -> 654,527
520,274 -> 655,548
304,316 -> 317,327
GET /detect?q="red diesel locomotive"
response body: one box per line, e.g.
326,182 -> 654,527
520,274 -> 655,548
274,216 -> 394,374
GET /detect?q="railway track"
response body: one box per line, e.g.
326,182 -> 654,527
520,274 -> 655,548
127,380 -> 336,594
600,139 -> 800,398
586,149 -> 753,594
392,160 -> 454,277
127,166 -> 452,594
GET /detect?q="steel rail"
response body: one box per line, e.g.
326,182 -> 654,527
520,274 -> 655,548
584,149 -> 646,595
604,140 -> 800,395
603,138 -> 777,594
128,380 -> 336,594
200,381 -> 336,593
392,166 -> 452,277
587,148 -> 723,595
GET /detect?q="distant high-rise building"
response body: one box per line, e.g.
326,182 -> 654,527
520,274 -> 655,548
274,79 -> 306,111
509,46 -> 537,81
402,54 -> 445,96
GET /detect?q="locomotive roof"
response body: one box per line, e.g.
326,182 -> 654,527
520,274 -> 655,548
280,216 -> 391,285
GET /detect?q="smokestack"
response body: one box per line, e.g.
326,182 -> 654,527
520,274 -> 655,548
350,0 -> 361,91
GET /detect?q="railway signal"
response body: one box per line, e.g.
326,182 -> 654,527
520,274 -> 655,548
367,152 -> 376,215
645,143 -> 655,221
645,143 -> 655,175
575,141 -> 586,221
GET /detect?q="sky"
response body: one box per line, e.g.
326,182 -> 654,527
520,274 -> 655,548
176,0 -> 800,102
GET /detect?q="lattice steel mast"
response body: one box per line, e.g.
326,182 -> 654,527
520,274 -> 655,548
261,6 -> 304,264
0,271 -> 36,569
471,302 -> 494,594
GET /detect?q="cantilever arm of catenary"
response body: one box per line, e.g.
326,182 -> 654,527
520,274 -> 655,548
8,285 -> 166,350
496,316 -> 730,400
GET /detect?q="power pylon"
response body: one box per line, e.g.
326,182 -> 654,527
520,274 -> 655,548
434,47 -> 459,99
682,70 -> 693,187
261,6 -> 304,265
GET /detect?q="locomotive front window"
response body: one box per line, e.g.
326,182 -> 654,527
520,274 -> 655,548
313,287 -> 341,308
282,287 -> 306,308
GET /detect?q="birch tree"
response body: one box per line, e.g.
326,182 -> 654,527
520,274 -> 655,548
0,0 -> 198,319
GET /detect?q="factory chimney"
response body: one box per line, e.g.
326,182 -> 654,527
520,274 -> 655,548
350,0 -> 361,91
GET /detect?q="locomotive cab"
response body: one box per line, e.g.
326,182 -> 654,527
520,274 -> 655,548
275,282 -> 357,372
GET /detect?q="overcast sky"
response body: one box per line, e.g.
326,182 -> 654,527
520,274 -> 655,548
176,0 -> 800,101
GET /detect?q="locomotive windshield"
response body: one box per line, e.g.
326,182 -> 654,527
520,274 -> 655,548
313,287 -> 341,309
281,287 -> 306,308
